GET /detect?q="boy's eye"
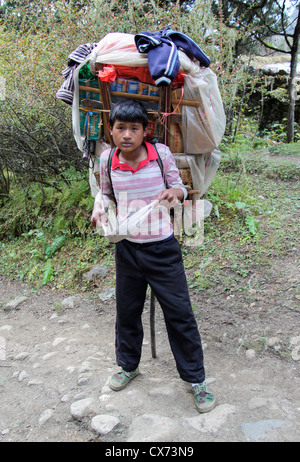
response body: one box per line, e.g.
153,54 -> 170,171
116,126 -> 139,131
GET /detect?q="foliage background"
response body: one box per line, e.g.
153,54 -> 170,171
0,0 -> 239,193
0,0 -> 299,289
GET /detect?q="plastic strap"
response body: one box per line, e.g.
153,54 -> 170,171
107,147 -> 117,203
153,144 -> 167,188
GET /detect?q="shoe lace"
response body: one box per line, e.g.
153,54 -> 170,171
122,369 -> 136,378
193,383 -> 207,395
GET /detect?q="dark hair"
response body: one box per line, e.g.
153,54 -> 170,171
109,99 -> 149,129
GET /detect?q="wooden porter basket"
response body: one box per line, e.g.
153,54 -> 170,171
78,65 -> 201,197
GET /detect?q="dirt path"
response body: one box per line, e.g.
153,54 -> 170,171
0,252 -> 299,443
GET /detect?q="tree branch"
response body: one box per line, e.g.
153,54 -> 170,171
274,0 -> 293,49
254,34 -> 291,53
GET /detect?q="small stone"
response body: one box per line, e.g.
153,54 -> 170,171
101,384 -> 112,394
77,375 -> 91,386
70,398 -> 97,421
4,296 -> 28,311
52,338 -> 66,347
98,394 -> 111,402
39,409 -> 54,426
248,397 -> 267,410
290,336 -> 300,347
49,313 -> 58,320
66,366 -> 76,373
61,296 -> 76,309
28,380 -> 43,386
18,370 -> 28,382
267,337 -> 281,347
246,349 -> 256,359
82,265 -> 109,281
14,352 -> 30,361
91,415 -> 120,435
291,345 -> 300,361
0,325 -> 13,332
98,288 -> 115,302
241,419 -> 291,441
78,361 -> 92,373
73,392 -> 86,401
42,352 -> 57,360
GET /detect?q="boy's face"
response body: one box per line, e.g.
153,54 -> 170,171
110,120 -> 147,155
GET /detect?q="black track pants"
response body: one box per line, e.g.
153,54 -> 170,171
114,236 -> 206,383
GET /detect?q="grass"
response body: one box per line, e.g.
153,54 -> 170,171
181,137 -> 300,294
0,135 -> 299,294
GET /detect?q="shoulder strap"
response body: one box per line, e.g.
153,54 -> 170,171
107,147 -> 117,202
153,144 -> 164,177
153,144 -> 167,188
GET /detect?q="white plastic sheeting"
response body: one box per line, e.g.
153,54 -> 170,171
71,33 -> 225,200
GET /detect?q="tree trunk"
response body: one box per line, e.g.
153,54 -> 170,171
287,6 -> 300,143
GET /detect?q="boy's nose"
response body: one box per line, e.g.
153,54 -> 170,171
123,129 -> 131,138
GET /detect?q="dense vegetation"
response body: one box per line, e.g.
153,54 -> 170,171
0,0 -> 299,291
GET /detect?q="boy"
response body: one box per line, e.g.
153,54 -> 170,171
91,99 -> 215,413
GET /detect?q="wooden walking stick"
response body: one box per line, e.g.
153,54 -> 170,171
150,288 -> 157,358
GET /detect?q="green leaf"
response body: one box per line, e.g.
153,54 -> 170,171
45,235 -> 66,258
42,260 -> 54,285
235,201 -> 247,210
245,215 -> 258,236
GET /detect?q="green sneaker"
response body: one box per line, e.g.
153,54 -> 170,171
192,382 -> 216,413
109,368 -> 140,391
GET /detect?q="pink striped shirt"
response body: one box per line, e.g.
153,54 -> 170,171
95,142 -> 187,243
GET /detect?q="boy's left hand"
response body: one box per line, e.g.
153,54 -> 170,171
157,188 -> 184,208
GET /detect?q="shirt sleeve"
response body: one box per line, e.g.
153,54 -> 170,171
94,149 -> 115,210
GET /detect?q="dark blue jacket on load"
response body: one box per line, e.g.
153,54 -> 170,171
135,27 -> 210,87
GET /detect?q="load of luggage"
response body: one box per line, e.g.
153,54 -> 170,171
56,27 -> 226,208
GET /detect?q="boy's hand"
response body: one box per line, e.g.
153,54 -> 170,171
157,188 -> 184,208
91,204 -> 107,228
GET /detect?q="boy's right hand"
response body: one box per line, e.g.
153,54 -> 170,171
91,204 -> 107,228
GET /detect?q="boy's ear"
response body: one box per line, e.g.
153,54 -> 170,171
108,123 -> 113,135
143,127 -> 148,137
